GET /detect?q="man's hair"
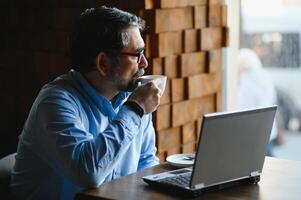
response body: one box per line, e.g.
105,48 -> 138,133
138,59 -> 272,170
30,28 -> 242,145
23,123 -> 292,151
69,6 -> 145,72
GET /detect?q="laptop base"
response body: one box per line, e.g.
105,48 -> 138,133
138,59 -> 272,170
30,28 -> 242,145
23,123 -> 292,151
144,176 -> 260,197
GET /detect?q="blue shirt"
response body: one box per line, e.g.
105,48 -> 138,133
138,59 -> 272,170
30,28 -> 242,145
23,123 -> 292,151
10,70 -> 159,200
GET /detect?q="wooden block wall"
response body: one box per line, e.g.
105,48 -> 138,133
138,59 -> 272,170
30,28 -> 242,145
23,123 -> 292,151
1,0 -> 228,159
0,1 -> 83,157
136,0 -> 228,162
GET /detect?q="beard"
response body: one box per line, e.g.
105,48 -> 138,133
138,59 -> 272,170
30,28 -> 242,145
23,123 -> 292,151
113,68 -> 145,92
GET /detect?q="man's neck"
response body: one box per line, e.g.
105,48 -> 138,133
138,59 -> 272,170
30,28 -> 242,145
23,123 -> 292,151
83,71 -> 118,101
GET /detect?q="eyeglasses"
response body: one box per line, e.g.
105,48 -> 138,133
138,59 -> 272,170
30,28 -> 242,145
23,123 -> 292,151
119,50 -> 144,64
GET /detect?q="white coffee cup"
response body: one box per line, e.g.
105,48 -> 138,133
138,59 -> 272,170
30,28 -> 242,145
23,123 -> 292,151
139,75 -> 167,94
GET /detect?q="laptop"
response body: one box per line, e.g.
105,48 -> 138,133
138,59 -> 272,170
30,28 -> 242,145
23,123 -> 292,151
143,105 -> 277,197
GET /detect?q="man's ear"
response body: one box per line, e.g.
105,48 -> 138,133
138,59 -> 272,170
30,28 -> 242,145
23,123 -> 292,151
95,52 -> 110,76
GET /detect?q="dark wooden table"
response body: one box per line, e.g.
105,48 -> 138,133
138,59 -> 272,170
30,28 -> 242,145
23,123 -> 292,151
76,157 -> 301,200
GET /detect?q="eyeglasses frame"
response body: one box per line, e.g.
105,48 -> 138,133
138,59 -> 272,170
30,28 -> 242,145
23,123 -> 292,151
119,50 -> 144,64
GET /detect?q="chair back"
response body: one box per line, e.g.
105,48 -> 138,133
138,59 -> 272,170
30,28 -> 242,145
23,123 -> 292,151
0,153 -> 16,199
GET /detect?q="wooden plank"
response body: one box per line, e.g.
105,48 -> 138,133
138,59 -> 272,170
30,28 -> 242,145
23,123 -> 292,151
222,27 -> 230,47
167,147 -> 182,156
187,71 -> 223,98
1,51 -> 22,70
161,79 -> 170,105
222,4 -> 228,27
145,0 -> 155,9
171,78 -> 186,103
52,8 -> 81,29
209,0 -> 225,4
148,31 -> 183,57
147,57 -> 163,75
157,127 -> 181,153
143,7 -> 193,33
163,55 -> 179,78
172,95 -> 215,126
145,34 -> 153,58
153,0 -> 207,9
194,5 -> 207,28
154,104 -> 171,131
201,27 -> 223,50
156,151 -> 166,163
33,52 -> 51,86
196,117 -> 203,141
189,95 -> 215,119
172,100 -> 190,127
0,72 -> 17,112
216,91 -> 223,112
103,0 -> 154,10
183,29 -> 199,53
209,4 -> 222,27
158,31 -> 183,57
182,142 -> 196,153
54,31 -> 69,54
182,121 -> 196,144
208,49 -> 222,73
49,53 -> 68,76
179,51 -> 206,77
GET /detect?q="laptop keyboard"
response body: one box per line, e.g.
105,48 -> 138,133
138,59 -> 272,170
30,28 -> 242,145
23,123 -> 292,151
159,174 -> 191,188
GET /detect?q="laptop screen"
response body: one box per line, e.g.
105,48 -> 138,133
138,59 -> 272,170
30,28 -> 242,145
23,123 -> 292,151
190,106 -> 277,189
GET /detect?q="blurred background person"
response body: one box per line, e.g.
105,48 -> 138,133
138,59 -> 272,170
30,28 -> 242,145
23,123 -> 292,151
236,48 -> 283,156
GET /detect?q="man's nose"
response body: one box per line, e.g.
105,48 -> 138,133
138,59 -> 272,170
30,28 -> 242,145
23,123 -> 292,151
139,54 -> 148,69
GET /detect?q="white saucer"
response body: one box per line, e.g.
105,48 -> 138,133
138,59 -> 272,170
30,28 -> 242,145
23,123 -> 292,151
166,153 -> 195,168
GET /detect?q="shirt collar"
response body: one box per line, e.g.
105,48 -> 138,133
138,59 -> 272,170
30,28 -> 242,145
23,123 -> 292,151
69,70 -> 130,117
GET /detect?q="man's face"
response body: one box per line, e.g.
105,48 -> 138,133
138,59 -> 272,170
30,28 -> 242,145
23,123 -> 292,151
108,27 -> 148,92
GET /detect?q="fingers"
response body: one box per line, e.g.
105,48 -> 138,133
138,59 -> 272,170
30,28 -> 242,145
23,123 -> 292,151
145,81 -> 161,96
128,81 -> 162,114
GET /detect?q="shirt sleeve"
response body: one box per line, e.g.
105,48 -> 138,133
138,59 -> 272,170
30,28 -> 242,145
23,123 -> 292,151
36,91 -> 143,188
137,114 -> 160,170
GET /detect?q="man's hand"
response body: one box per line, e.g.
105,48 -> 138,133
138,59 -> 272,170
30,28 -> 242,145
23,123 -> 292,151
128,81 -> 161,114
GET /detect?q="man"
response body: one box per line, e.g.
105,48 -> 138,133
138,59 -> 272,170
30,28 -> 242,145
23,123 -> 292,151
236,48 -> 278,156
10,6 -> 160,199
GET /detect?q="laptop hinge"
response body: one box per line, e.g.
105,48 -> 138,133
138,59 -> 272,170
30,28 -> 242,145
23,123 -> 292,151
193,183 -> 205,189
251,171 -> 260,176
